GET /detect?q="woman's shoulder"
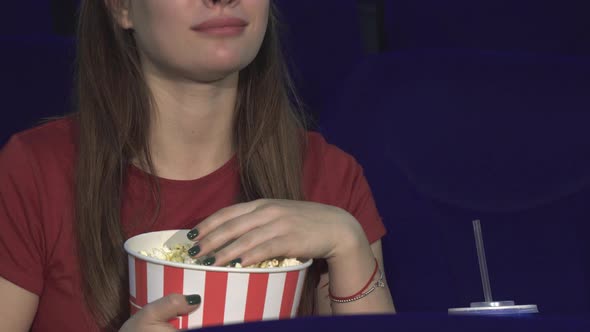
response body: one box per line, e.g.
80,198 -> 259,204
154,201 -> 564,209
1,117 -> 78,176
3,117 -> 77,158
303,131 -> 366,202
304,131 -> 359,170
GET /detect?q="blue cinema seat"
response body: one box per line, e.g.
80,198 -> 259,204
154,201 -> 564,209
2,1 -> 54,36
320,49 -> 590,314
274,0 -> 365,115
0,36 -> 75,145
383,0 -> 590,55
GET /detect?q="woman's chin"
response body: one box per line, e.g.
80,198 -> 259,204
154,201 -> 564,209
185,63 -> 249,84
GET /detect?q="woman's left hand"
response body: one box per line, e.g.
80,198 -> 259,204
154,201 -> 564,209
187,199 -> 369,267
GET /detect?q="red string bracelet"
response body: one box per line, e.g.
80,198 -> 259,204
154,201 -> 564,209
328,257 -> 379,302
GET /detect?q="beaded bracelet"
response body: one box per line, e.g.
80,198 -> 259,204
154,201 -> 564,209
328,258 -> 386,303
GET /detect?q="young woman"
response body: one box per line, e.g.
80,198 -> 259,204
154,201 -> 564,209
0,1 -> 395,331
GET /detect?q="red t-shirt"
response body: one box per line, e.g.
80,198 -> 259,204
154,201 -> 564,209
0,118 -> 386,331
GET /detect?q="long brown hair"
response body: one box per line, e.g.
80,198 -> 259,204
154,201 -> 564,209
74,0 -> 320,329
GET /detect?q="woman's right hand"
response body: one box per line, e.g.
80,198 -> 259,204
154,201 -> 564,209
120,294 -> 201,332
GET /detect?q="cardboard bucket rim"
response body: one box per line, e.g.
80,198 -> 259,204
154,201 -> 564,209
124,229 -> 313,273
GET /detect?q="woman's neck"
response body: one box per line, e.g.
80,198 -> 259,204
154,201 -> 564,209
143,69 -> 238,181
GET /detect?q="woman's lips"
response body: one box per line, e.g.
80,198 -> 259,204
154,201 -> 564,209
191,17 -> 248,36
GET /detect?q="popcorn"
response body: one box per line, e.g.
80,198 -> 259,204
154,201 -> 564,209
243,258 -> 301,268
139,243 -> 302,268
139,243 -> 197,264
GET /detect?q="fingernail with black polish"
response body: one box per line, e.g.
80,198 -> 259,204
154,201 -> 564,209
187,228 -> 199,240
230,258 -> 242,267
185,294 -> 201,306
188,245 -> 201,257
203,256 -> 216,266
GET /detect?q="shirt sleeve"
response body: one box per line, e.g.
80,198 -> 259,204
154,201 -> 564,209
344,161 -> 387,244
305,133 -> 387,244
0,136 -> 46,295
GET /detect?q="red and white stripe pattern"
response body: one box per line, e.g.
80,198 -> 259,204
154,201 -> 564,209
129,256 -> 307,329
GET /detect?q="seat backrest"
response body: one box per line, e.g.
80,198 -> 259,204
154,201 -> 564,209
320,50 -> 590,313
1,1 -> 54,36
274,0 -> 365,115
0,36 -> 75,145
383,0 -> 590,55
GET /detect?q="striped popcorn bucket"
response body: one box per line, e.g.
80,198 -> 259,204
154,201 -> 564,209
124,230 -> 313,330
